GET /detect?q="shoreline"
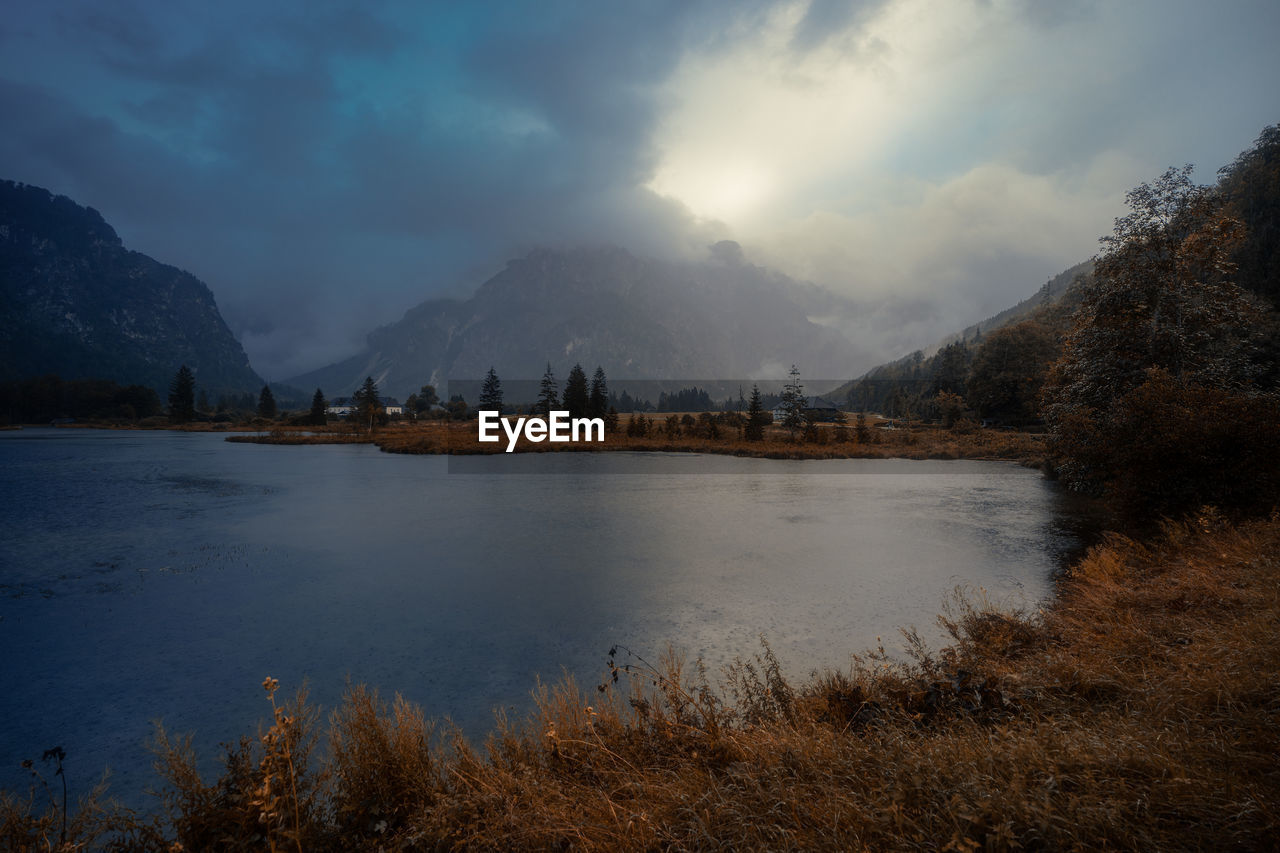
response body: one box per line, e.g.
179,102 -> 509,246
8,419 -> 1048,466
232,421 -> 1048,467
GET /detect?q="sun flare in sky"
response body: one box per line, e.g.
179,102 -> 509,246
1,0 -> 1276,377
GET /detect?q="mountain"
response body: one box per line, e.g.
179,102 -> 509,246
288,243 -> 865,399
0,180 -> 262,395
934,260 -> 1093,350
825,260 -> 1093,410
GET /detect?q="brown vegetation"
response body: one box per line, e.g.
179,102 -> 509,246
225,429 -> 374,446
5,513 -> 1278,850
372,418 -> 1046,465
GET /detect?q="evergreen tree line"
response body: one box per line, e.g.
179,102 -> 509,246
163,365 -> 314,425
450,364 -> 795,416
0,375 -> 162,423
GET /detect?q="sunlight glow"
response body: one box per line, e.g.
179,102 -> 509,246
643,0 -> 995,229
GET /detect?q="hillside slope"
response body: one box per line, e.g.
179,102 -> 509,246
0,180 -> 262,395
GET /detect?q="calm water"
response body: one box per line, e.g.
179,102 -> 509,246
0,428 -> 1088,805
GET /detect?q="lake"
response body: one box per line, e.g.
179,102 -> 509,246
0,428 -> 1089,807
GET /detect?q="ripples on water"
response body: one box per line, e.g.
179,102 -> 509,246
0,428 -> 1092,808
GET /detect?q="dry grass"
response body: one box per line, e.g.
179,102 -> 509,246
373,420 -> 1045,465
4,512 -> 1278,850
225,430 -> 374,445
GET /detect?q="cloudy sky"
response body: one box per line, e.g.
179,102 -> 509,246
3,0 -> 1277,379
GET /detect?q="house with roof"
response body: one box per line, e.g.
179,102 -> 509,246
772,395 -> 842,423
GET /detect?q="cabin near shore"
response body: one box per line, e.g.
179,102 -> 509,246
772,395 -> 842,423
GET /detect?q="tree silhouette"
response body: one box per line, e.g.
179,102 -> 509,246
168,365 -> 195,423
744,384 -> 766,441
409,384 -> 439,419
257,385 -> 277,420
588,366 -> 608,418
563,364 -> 589,418
479,366 -> 503,412
779,365 -> 806,437
537,363 -> 559,416
353,376 -> 382,432
309,388 -> 327,426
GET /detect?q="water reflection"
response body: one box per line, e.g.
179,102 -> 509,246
0,428 -> 1091,808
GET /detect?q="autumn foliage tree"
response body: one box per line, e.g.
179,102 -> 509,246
1043,165 -> 1278,519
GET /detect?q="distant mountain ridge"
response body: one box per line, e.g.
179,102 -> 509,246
852,260 -> 1093,386
288,243 -> 866,399
938,260 -> 1093,350
0,180 -> 262,395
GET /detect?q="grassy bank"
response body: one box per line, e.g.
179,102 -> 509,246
5,513 -> 1277,850
370,420 -> 1045,465
225,430 -> 373,445
43,416 -> 1040,463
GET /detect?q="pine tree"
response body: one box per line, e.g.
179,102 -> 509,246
588,366 -> 608,418
744,384 -> 766,441
563,363 -> 589,418
168,365 -> 196,423
479,366 -> 503,412
257,384 -> 277,420
537,363 -> 559,416
309,388 -> 327,426
780,364 -> 806,437
353,376 -> 381,432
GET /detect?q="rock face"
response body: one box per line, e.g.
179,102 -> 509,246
0,180 -> 262,395
288,244 -> 863,398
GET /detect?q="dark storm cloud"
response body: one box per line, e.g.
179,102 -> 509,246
2,0 -> 1277,380
0,1 -> 768,377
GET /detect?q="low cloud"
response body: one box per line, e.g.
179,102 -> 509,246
1,0 -> 1277,378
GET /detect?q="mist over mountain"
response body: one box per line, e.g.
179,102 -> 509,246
0,180 -> 262,395
930,260 -> 1093,354
287,243 -> 871,399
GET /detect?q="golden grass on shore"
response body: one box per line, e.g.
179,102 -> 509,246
4,512 -> 1277,850
371,420 -> 1045,465
53,416 -> 1039,464
225,430 -> 373,445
